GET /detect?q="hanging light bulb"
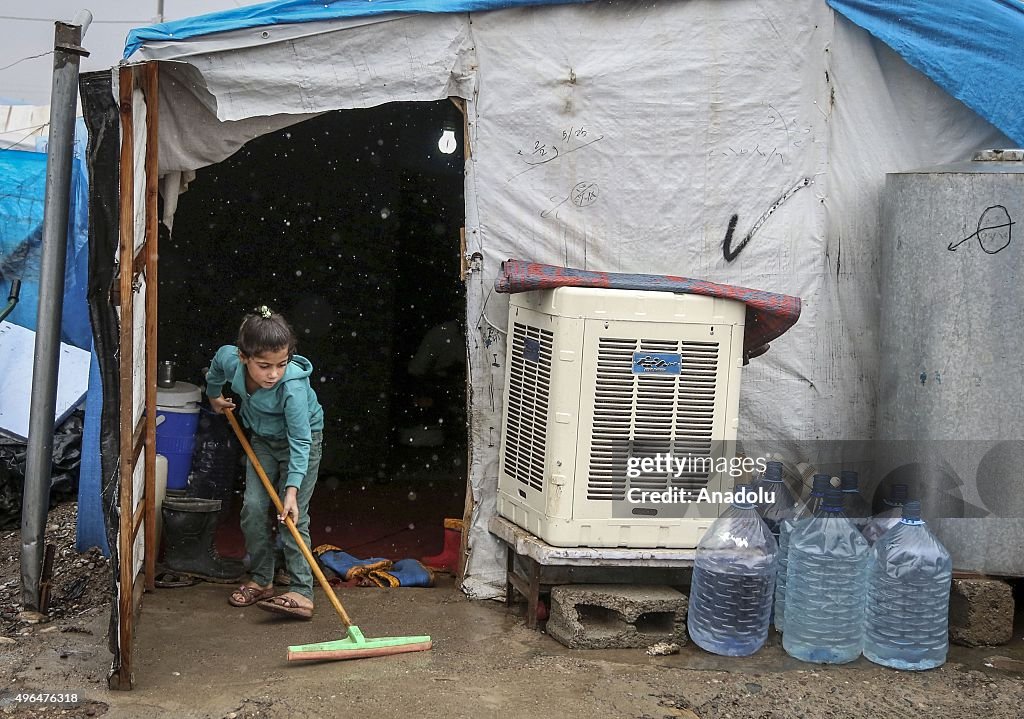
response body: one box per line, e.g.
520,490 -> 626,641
438,120 -> 458,154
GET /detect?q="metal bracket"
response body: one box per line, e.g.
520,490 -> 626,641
56,42 -> 90,57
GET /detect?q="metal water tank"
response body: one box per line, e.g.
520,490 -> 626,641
876,149 -> 1024,576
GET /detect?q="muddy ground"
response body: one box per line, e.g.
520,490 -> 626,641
2,502 -> 1024,719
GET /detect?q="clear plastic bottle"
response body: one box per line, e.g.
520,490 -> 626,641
756,461 -> 797,540
773,473 -> 831,633
783,488 -> 870,664
840,470 -> 872,531
687,485 -> 778,656
862,483 -> 909,545
863,500 -> 952,670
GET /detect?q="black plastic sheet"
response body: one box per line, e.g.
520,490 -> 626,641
0,410 -> 85,529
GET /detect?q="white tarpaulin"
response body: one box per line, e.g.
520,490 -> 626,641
126,0 -> 1011,597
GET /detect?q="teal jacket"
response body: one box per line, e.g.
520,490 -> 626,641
205,345 -> 324,488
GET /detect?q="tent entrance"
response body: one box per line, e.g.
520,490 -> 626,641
159,101 -> 468,567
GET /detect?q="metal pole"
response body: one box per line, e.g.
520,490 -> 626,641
156,0 -> 164,23
20,10 -> 91,613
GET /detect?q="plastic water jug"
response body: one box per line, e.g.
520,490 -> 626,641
862,483 -> 909,545
783,487 -> 869,664
756,460 -> 797,540
863,500 -> 952,670
774,473 -> 831,633
840,470 -> 871,530
687,485 -> 778,656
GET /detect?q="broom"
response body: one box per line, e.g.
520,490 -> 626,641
224,408 -> 433,661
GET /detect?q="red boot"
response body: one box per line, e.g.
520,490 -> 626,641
421,518 -> 464,572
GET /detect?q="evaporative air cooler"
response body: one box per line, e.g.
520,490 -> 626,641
497,287 -> 746,548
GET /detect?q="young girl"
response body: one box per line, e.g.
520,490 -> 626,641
206,306 -> 324,619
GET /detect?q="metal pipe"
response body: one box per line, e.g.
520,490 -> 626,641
0,279 -> 21,323
20,13 -> 91,613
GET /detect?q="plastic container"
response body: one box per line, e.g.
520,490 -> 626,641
155,381 -> 201,490
687,484 -> 778,656
774,473 -> 831,632
840,470 -> 872,530
783,488 -> 870,664
862,483 -> 909,545
189,408 -> 242,501
864,500 -> 952,670
757,460 -> 797,540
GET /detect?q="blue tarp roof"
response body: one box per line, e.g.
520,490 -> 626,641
123,0 -> 1024,147
827,0 -> 1024,146
123,0 -> 590,57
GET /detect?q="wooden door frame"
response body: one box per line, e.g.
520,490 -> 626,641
109,61 -> 159,691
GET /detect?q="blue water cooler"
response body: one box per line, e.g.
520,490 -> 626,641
155,382 -> 201,490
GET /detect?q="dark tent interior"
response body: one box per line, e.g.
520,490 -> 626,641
157,100 -> 468,564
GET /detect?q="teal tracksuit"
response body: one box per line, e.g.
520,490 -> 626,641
206,345 -> 325,599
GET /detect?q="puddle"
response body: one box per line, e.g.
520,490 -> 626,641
982,655 -> 1024,674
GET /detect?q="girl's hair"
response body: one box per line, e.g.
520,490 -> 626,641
237,306 -> 297,358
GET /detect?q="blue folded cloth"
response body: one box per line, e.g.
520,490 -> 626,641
314,546 -> 392,580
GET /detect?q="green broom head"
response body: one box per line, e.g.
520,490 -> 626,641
287,625 -> 433,662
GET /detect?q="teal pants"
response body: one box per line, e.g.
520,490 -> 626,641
241,432 -> 322,601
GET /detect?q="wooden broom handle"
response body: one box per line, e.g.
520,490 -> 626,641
224,408 -> 353,627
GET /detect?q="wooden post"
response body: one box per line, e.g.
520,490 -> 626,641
114,64 -> 136,691
142,62 -> 159,593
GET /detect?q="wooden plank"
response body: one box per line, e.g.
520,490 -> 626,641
131,244 -> 146,277
132,415 -> 146,464
132,501 -> 145,542
487,516 -> 696,567
456,428 -> 474,586
114,64 -> 136,692
142,62 -> 160,593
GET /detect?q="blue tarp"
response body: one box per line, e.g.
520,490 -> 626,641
123,0 -> 591,58
0,120 -> 91,350
828,0 -> 1024,146
126,0 -> 1024,147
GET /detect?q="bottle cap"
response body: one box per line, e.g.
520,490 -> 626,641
890,483 -> 909,504
810,473 -> 831,495
822,487 -> 845,512
901,500 -> 922,522
840,470 -> 859,492
731,484 -> 755,509
763,461 -> 783,483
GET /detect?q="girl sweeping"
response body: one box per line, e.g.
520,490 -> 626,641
206,306 -> 325,619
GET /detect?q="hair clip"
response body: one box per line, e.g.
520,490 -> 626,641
258,305 -> 272,319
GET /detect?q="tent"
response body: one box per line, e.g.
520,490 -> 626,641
82,0 -> 1020,687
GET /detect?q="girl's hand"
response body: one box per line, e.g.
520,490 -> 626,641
279,487 -> 299,525
210,395 -> 235,414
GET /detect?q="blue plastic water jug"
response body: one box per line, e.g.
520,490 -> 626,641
783,487 -> 869,663
687,485 -> 778,656
863,500 -> 952,670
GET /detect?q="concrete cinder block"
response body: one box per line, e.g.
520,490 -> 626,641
948,577 -> 1015,647
546,585 -> 687,649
